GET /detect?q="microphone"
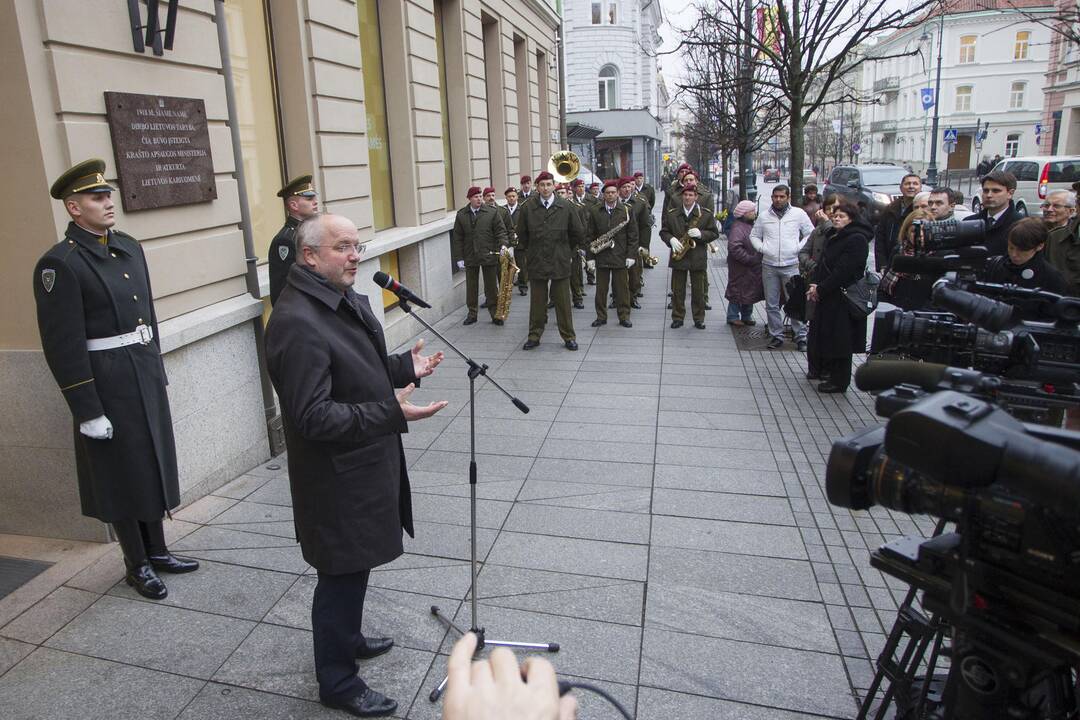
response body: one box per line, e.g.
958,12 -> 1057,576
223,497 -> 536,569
373,271 -> 432,309
854,360 -> 949,392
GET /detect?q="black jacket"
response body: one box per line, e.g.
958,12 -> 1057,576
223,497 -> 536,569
982,251 -> 1068,294
268,215 -> 301,305
964,202 -> 1021,258
811,218 -> 872,359
873,198 -> 911,272
34,223 -> 179,522
265,264 -> 419,574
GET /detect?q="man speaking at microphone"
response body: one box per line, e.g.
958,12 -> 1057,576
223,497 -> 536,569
265,213 -> 447,717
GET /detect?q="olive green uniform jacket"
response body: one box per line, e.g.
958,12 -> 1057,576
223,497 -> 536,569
660,204 -> 720,272
586,202 -> 638,269
451,204 -> 508,267
516,195 -> 586,280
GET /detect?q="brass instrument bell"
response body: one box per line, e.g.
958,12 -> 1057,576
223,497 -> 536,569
548,151 -> 580,184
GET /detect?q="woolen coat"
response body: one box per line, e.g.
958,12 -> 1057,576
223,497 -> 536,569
725,217 -> 764,305
33,223 -> 179,522
628,196 -> 652,250
265,264 -> 419,575
451,204 -> 507,267
811,218 -> 872,359
586,202 -> 638,268
660,203 -> 720,272
516,194 -> 586,280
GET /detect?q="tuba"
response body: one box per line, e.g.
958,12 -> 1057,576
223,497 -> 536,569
548,151 -> 580,184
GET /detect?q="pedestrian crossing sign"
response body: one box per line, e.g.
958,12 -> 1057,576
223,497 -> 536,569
943,128 -> 958,143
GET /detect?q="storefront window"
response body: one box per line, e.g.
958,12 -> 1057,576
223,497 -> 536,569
358,0 -> 395,230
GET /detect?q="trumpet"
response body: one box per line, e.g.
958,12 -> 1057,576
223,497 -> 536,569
639,247 -> 660,267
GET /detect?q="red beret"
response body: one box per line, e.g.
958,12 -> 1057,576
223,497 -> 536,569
676,163 -> 691,173
466,186 -> 482,198
535,171 -> 554,183
633,171 -> 644,178
483,187 -> 496,195
570,178 -> 584,187
680,183 -> 698,194
520,175 -> 532,183
602,179 -> 619,190
504,186 -> 518,195
619,176 -> 635,187
589,182 -> 600,188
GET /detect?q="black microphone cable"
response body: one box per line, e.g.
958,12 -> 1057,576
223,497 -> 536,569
557,680 -> 634,719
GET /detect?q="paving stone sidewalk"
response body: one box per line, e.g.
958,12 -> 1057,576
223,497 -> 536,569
0,213 -> 937,719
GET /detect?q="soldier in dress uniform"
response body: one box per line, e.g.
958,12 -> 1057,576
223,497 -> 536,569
662,163 -> 693,215
451,186 -> 509,326
634,171 -> 656,211
516,175 -> 535,294
499,187 -> 524,270
268,174 -> 319,305
588,182 -> 601,200
33,159 -> 198,600
567,178 -> 594,307
517,171 -> 585,350
661,183 -> 720,330
620,177 -> 651,309
681,171 -> 716,309
586,179 -> 638,328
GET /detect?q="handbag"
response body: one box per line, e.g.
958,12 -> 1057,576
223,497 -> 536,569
841,270 -> 881,317
783,274 -> 807,321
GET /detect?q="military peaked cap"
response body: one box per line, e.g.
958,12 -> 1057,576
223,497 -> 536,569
50,158 -> 114,199
277,174 -> 317,198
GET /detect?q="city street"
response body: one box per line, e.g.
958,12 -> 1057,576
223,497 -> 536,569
0,198 -> 936,719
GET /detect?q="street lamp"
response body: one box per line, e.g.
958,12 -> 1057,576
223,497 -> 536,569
923,10 -> 945,186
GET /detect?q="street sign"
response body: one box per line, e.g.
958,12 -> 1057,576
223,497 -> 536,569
943,128 -> 958,143
852,143 -> 861,155
945,141 -> 957,154
920,89 -> 935,110
1035,123 -> 1043,135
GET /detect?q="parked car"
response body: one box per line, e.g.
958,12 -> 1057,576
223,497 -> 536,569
980,155 -> 1080,218
801,169 -> 817,185
764,168 -> 781,182
731,171 -> 758,201
823,164 -> 909,219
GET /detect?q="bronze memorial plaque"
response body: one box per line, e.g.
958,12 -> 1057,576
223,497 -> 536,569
104,92 -> 217,212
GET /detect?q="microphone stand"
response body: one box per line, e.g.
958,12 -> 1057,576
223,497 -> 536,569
397,300 -> 560,703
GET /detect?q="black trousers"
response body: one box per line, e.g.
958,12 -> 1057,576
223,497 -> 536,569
313,569 -> 371,702
112,518 -> 167,567
821,355 -> 853,390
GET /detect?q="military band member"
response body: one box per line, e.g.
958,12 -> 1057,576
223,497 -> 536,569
662,183 -> 719,329
621,177 -> 651,308
634,171 -> 656,211
483,186 -> 498,207
519,174 -> 534,203
680,172 -> 716,309
662,163 -> 693,215
517,171 -> 585,350
567,178 -> 593,308
452,186 -> 509,326
269,174 -> 319,305
588,182 -> 601,200
516,175 -> 535,293
587,179 -> 638,328
33,159 -> 198,600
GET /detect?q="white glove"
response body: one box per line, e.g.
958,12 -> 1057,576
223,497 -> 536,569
80,415 -> 113,440
578,248 -> 586,258
688,228 -> 702,239
456,260 -> 465,270
586,260 -> 596,272
625,258 -> 636,268
500,246 -> 514,258
670,238 -> 684,254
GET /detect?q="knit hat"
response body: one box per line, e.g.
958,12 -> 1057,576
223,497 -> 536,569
733,200 -> 757,218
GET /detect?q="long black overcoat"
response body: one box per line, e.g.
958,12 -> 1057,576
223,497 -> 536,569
811,219 -> 872,359
33,223 -> 179,522
265,264 -> 419,574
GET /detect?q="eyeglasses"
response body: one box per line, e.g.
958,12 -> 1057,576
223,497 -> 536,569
316,242 -> 366,256
1041,203 -> 1070,210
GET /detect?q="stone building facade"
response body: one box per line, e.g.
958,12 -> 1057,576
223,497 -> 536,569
0,0 -> 561,541
1039,0 -> 1080,156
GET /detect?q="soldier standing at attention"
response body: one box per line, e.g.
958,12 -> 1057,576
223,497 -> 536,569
33,159 -> 198,600
634,171 -> 656,211
268,174 -> 319,305
662,183 -> 719,330
516,175 -> 534,294
482,186 -> 499,209
567,178 -> 594,308
587,179 -> 638,328
620,177 -> 650,309
588,182 -> 601,201
451,186 -> 509,326
517,171 -> 585,350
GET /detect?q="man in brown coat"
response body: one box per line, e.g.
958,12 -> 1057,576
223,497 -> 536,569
587,179 -> 638,327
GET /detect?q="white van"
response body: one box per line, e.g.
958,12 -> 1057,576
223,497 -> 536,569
982,155 -> 1080,218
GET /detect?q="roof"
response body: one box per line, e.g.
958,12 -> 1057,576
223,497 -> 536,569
565,109 -> 662,141
874,0 -> 1053,47
566,122 -> 604,141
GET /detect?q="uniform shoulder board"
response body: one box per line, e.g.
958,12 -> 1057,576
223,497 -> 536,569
667,207 -> 679,214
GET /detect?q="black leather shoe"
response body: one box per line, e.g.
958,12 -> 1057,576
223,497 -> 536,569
126,563 -> 167,600
619,320 -> 633,328
356,636 -> 394,659
591,319 -> 606,327
817,382 -> 847,394
705,302 -> 712,310
670,319 -> 683,329
608,300 -> 616,309
630,300 -> 642,309
547,300 -> 555,309
492,318 -> 503,326
321,688 -> 398,718
463,316 -> 477,325
694,321 -> 706,330
564,340 -> 578,351
518,286 -> 527,296
573,301 -> 585,309
666,301 -> 673,309
522,339 -> 540,350
149,554 -> 199,574
742,319 -> 757,326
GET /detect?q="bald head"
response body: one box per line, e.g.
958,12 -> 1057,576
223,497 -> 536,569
296,214 -> 363,291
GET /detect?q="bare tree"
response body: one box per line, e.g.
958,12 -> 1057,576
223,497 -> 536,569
677,0 -> 941,197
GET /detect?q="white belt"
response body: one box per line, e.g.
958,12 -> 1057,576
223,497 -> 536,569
86,324 -> 154,351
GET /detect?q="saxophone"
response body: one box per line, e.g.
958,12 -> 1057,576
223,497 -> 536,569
494,248 -> 518,321
589,206 -> 632,254
671,208 -> 702,261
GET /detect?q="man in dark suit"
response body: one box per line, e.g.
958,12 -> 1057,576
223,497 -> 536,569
965,170 -> 1021,257
33,159 -> 197,601
268,174 -> 319,305
265,214 -> 447,718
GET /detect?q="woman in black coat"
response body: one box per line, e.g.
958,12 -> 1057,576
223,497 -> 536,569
806,199 -> 872,393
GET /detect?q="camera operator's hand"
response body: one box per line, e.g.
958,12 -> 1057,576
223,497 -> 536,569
396,383 -> 448,421
444,632 -> 577,720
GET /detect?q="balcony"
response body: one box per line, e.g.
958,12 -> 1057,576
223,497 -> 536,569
871,119 -> 897,133
873,76 -> 900,94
